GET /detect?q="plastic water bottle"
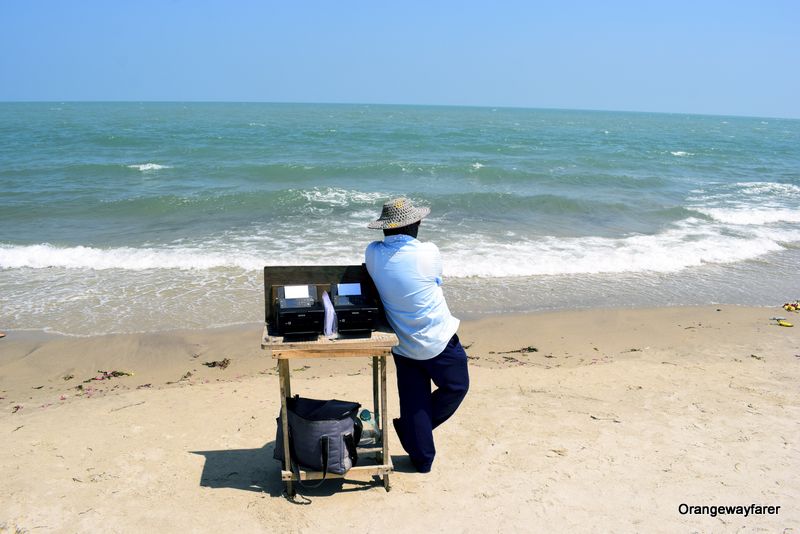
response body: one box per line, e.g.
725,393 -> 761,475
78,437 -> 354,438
358,409 -> 380,447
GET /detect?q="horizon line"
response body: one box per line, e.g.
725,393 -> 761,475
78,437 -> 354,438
0,99 -> 797,122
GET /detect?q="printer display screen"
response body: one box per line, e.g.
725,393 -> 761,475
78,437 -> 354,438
278,284 -> 317,309
334,283 -> 367,306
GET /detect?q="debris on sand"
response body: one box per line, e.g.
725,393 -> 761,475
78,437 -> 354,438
83,370 -> 132,383
590,414 -> 621,423
166,371 -> 193,385
498,346 -> 538,354
203,358 -> 231,369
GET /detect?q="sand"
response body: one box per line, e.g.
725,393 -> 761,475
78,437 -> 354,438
1,306 -> 798,533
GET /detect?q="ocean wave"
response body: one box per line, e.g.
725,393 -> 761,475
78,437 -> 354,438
687,181 -> 800,225
298,187 -> 386,206
77,188 -> 390,219
735,181 -> 800,197
127,163 -> 170,171
0,244 -> 265,271
670,151 -> 694,157
4,216 -> 798,276
426,191 -> 638,217
442,219 -> 794,277
297,189 -> 648,219
695,207 -> 800,225
689,181 -> 800,200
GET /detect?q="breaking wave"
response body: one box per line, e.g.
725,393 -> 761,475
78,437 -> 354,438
127,163 -> 170,171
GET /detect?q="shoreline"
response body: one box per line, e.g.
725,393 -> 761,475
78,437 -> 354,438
1,304 -> 798,531
0,304 -> 794,408
0,300 -> 788,339
4,246 -> 800,337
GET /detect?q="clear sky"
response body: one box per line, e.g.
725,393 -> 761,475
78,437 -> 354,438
1,0 -> 798,118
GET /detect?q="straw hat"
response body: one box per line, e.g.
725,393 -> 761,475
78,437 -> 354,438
367,197 -> 431,229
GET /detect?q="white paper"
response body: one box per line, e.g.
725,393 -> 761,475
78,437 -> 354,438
337,283 -> 362,296
284,285 -> 310,299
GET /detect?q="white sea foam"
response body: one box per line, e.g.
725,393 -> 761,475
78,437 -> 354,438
471,162 -> 484,170
696,207 -> 800,225
127,163 -> 170,171
4,216 -> 794,278
298,187 -> 385,206
0,244 -> 265,271
442,218 -> 796,277
688,181 -> 800,225
735,181 -> 800,197
670,151 -> 694,157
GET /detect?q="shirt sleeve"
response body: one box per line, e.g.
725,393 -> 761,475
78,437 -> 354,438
364,242 -> 374,274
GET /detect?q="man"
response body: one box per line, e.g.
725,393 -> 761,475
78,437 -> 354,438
365,197 -> 469,473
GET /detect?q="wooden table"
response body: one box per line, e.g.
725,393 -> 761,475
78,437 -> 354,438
262,326 -> 397,497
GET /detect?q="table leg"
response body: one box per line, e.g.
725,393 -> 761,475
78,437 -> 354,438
380,355 -> 390,491
372,356 -> 380,432
278,359 -> 294,497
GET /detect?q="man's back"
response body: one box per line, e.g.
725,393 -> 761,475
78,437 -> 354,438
365,234 -> 459,360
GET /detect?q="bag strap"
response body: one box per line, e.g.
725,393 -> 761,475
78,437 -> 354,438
294,435 -> 329,489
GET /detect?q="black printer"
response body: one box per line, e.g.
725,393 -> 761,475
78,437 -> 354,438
330,282 -> 379,335
274,284 -> 324,336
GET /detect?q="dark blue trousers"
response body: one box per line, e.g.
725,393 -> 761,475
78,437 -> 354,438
393,333 -> 470,472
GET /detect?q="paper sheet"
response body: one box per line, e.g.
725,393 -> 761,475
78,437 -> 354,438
322,291 -> 337,337
284,285 -> 310,299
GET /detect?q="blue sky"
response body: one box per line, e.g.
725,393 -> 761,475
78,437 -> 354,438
1,1 -> 798,118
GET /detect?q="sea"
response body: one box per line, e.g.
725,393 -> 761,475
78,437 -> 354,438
1,102 -> 799,336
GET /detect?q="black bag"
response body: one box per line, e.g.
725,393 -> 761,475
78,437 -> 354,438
274,395 -> 362,485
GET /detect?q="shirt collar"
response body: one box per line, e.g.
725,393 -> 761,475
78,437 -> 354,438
383,234 -> 418,245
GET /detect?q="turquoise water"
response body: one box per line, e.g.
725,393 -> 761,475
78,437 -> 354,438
1,102 -> 799,334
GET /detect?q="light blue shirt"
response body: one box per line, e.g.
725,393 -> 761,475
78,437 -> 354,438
365,234 -> 460,360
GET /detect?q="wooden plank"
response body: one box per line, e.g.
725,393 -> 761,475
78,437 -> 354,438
277,359 -> 293,496
355,445 -> 384,455
372,356 -> 379,433
272,348 -> 393,360
267,336 -> 395,356
279,359 -> 292,398
262,326 -> 397,348
282,464 -> 393,481
266,336 -> 398,348
380,355 -> 389,467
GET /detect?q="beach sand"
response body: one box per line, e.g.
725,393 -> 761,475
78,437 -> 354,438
1,306 -> 798,532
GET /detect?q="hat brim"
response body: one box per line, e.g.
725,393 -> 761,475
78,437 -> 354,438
367,206 -> 430,229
